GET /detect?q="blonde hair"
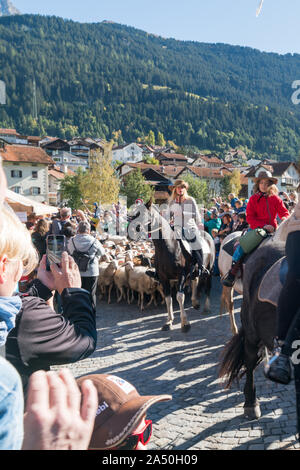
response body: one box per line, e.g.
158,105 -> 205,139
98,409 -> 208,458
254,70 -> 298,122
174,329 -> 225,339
169,187 -> 190,203
0,205 -> 38,275
253,182 -> 278,196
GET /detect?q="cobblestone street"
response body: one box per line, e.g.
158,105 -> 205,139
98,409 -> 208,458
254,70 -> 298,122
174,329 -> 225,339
51,277 -> 299,450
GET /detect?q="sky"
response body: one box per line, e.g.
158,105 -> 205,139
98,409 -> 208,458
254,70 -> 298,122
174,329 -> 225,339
12,0 -> 300,55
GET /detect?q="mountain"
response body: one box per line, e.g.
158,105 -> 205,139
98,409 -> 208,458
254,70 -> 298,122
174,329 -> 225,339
0,14 -> 300,160
0,0 -> 20,16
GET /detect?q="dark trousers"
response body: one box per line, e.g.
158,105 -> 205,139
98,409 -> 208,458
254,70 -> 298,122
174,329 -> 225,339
277,231 -> 300,342
81,276 -> 98,311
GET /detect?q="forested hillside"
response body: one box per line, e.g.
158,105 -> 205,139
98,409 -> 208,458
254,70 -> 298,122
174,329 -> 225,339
1,14 -> 300,160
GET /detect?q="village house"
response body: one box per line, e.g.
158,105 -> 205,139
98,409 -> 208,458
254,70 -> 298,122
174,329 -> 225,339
176,166 -> 234,196
156,152 -> 188,166
1,141 -> 54,203
224,148 -> 247,164
48,166 -> 75,206
112,142 -> 144,164
50,151 -> 89,172
246,162 -> 300,197
192,154 -> 224,168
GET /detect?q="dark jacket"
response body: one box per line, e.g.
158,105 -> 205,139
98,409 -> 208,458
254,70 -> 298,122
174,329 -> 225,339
5,280 -> 97,392
31,232 -> 47,259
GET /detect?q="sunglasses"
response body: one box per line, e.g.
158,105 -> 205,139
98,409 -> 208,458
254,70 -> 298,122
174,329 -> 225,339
116,419 -> 152,450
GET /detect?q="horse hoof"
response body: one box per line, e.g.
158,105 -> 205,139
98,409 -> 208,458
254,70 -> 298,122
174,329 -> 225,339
244,404 -> 261,420
181,324 -> 191,333
202,309 -> 211,315
192,302 -> 200,310
162,324 -> 172,331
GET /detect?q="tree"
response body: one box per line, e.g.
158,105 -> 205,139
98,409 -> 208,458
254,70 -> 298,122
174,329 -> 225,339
145,130 -> 155,147
143,155 -> 159,165
120,169 -> 155,207
182,174 -> 208,205
229,169 -> 242,197
83,142 -> 120,206
157,131 -> 166,147
60,167 -> 86,210
219,170 -> 242,198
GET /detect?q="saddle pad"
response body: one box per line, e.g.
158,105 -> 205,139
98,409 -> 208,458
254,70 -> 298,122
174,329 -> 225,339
258,257 -> 286,307
222,236 -> 240,257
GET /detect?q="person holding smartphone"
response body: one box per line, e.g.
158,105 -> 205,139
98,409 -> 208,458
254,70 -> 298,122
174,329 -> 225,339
6,249 -> 97,394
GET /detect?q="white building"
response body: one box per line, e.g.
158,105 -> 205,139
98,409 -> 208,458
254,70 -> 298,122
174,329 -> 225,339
51,151 -> 89,172
1,142 -> 54,203
112,143 -> 143,164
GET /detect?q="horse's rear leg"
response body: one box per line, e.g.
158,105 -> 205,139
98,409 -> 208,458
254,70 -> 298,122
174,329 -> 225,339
243,340 -> 261,420
220,286 -> 237,335
191,279 -> 200,310
161,282 -> 174,331
202,275 -> 212,315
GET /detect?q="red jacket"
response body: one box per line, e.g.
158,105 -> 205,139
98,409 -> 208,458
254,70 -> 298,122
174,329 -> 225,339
246,192 -> 289,230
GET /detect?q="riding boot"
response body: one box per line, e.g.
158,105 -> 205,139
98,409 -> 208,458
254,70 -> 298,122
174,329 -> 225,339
222,259 -> 243,287
264,338 -> 292,385
191,249 -> 208,280
264,307 -> 300,385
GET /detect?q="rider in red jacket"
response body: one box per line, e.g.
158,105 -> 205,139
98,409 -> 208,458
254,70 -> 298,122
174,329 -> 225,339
222,170 -> 289,287
246,191 -> 289,231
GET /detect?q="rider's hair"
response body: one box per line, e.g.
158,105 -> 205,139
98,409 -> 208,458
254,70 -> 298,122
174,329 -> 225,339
253,182 -> 278,196
169,187 -> 190,203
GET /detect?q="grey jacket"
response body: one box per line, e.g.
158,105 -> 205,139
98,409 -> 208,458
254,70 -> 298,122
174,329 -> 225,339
68,234 -> 105,277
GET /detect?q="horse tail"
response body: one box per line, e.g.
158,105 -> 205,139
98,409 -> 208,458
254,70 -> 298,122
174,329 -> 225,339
218,327 -> 246,389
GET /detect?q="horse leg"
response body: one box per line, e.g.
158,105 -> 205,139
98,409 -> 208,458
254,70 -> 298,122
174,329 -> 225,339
228,287 -> 238,335
202,274 -> 212,315
161,282 -> 174,331
191,279 -> 200,310
243,339 -> 261,420
177,273 -> 191,333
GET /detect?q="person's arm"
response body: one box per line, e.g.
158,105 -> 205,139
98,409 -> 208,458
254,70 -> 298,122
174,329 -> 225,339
277,197 -> 290,221
14,254 -> 97,371
245,196 -> 259,229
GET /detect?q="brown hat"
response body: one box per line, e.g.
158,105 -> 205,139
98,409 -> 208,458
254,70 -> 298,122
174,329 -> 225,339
169,179 -> 189,191
76,374 -> 172,450
254,170 -> 278,185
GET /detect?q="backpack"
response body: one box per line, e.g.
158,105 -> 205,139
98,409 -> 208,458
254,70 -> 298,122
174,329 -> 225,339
71,238 -> 97,272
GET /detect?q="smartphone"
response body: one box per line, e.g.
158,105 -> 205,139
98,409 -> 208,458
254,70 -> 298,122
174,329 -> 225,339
46,235 -> 66,271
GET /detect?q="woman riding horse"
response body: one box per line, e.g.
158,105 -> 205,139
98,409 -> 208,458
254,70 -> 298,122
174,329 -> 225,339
222,170 -> 289,287
166,179 -> 208,280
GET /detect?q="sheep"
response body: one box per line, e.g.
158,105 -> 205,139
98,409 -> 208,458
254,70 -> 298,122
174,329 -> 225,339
98,259 -> 118,304
124,261 -> 161,311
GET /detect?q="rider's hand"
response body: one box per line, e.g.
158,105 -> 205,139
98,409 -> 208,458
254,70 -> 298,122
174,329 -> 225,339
263,225 -> 275,233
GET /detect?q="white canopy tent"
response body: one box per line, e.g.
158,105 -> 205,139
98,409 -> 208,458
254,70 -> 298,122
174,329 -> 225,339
5,189 -> 58,216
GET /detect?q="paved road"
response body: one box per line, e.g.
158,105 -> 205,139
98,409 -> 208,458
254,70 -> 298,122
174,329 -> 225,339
50,277 -> 299,450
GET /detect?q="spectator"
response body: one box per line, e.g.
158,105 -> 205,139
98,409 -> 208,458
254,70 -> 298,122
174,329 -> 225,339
62,221 -> 77,241
234,199 -> 245,214
204,208 -> 222,237
68,221 -> 105,308
76,374 -> 172,450
228,193 -> 239,210
211,228 -> 220,276
235,212 -> 249,232
50,207 -> 72,235
31,219 -> 50,260
218,213 -> 234,239
25,213 -> 37,232
6,251 -> 97,394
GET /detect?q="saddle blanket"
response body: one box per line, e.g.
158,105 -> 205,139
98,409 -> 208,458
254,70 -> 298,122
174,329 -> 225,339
258,257 -> 288,307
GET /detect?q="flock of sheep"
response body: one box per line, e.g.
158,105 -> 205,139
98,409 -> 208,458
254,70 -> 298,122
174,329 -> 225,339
97,235 -> 165,311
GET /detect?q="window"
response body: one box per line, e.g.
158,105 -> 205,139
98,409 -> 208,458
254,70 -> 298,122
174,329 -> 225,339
32,171 -> 38,179
31,187 -> 41,195
11,186 -> 21,194
11,170 -> 22,178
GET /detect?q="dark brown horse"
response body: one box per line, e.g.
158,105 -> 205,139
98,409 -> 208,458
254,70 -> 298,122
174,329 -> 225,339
219,231 -> 300,438
129,200 -> 215,331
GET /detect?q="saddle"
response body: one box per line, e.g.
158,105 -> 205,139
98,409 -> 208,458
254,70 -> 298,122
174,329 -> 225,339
258,257 -> 288,307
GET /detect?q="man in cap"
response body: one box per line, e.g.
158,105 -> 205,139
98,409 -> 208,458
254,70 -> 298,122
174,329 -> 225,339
76,374 -> 172,450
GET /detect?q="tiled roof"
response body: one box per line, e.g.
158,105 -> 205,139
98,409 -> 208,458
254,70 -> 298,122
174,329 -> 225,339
120,162 -> 184,177
1,144 -> 54,165
0,128 -> 18,135
245,163 -> 294,178
158,153 -> 188,160
179,166 -> 232,179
